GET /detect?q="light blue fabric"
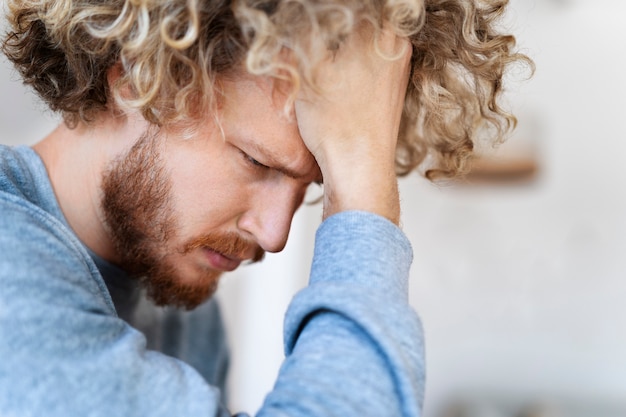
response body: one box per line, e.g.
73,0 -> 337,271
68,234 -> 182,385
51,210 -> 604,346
0,144 -> 425,416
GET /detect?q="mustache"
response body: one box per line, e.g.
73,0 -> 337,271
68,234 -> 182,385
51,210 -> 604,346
181,232 -> 265,264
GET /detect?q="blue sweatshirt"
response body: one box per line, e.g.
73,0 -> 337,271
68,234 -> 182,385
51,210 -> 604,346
0,144 -> 425,416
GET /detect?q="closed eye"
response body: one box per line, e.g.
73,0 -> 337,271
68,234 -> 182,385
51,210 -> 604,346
241,151 -> 270,170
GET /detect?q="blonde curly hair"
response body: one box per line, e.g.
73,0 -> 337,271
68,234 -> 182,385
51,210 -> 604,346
2,0 -> 532,179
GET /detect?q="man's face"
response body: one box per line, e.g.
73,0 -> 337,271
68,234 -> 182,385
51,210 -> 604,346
102,75 -> 321,309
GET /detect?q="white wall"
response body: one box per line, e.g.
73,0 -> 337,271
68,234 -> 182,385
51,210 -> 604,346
2,1 -> 625,415
0,62 -> 59,144
404,0 -> 626,415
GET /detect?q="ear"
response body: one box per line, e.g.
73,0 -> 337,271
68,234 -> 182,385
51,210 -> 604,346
105,62 -> 140,122
106,62 -> 137,106
106,61 -> 126,96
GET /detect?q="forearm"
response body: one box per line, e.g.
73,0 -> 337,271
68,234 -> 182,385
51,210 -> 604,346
317,146 -> 400,224
259,211 -> 424,417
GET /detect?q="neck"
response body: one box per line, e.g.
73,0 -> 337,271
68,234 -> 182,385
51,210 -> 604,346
33,112 -> 147,264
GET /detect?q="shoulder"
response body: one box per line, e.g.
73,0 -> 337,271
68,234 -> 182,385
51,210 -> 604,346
0,190 -> 116,316
0,143 -> 115,313
0,145 -> 35,198
0,145 -> 24,197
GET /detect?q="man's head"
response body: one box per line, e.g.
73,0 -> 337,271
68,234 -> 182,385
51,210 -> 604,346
99,74 -> 320,309
2,0 -> 531,307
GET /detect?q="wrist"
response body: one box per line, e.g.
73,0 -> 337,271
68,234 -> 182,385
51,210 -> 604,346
319,154 -> 400,224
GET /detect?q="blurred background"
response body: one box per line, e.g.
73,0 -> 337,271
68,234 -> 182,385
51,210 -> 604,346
2,0 -> 625,416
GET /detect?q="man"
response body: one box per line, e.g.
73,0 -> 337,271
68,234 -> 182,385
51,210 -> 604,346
0,0 -> 528,416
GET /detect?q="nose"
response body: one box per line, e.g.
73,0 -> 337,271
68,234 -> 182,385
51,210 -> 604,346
237,182 -> 305,253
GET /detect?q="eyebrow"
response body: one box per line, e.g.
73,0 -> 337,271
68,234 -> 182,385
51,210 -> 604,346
246,140 -> 321,182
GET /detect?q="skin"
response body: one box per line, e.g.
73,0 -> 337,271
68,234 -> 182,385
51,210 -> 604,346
32,24 -> 411,307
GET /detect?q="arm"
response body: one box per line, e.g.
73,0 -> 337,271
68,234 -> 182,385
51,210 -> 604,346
258,212 -> 424,416
256,23 -> 424,416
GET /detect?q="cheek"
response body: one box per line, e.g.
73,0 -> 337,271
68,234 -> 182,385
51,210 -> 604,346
164,149 -> 249,234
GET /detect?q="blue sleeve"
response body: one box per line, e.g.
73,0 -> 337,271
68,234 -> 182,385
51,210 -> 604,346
257,211 -> 425,417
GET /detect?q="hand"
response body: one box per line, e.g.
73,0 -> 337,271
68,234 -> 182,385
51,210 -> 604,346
295,23 -> 411,225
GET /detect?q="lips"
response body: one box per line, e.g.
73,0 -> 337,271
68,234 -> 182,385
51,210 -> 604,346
201,247 -> 243,272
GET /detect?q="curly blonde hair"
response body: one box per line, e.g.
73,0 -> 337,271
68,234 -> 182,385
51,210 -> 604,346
2,0 -> 532,179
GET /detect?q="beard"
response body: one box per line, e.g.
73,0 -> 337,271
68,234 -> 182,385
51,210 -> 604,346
100,131 -> 264,310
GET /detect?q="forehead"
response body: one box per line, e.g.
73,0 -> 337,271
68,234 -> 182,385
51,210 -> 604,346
218,74 -> 319,181
219,74 -> 295,134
